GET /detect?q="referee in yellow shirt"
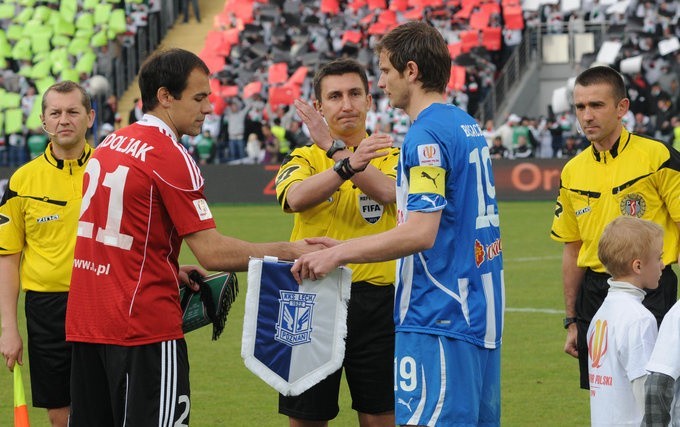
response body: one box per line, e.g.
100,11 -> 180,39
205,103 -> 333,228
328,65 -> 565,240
276,58 -> 398,427
0,81 -> 94,426
551,66 -> 680,390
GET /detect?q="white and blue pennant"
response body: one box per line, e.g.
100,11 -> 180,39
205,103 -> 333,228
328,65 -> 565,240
242,257 -> 351,396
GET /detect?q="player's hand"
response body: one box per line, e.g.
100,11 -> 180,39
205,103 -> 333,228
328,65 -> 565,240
291,249 -> 340,284
349,134 -> 394,171
0,328 -> 23,371
294,99 -> 332,151
564,323 -> 578,358
179,264 -> 209,292
290,239 -> 328,258
304,236 -> 340,248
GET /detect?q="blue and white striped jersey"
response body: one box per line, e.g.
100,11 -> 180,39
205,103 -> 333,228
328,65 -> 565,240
395,103 -> 505,349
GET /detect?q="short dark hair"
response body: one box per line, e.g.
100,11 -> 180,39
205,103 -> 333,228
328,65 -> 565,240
575,66 -> 627,102
42,81 -> 91,114
139,48 -> 210,113
312,58 -> 369,102
375,21 -> 451,94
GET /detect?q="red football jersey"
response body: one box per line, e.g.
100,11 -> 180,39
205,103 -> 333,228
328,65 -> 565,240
66,115 -> 216,346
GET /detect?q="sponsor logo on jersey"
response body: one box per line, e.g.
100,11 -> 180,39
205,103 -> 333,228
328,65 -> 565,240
475,240 -> 485,267
620,193 -> 646,217
36,214 -> 59,223
193,199 -> 213,221
275,290 -> 316,346
588,319 -> 608,369
575,206 -> 591,216
358,194 -> 383,224
417,144 -> 441,167
475,238 -> 503,267
0,213 -> 9,226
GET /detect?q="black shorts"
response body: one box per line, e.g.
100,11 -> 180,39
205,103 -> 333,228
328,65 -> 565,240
69,339 -> 190,427
279,282 -> 395,421
575,266 -> 677,389
25,291 -> 70,409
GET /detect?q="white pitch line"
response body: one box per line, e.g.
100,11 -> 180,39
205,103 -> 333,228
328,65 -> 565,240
506,307 -> 562,314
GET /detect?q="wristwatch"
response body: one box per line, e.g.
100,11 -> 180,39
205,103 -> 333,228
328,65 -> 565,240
326,139 -> 347,159
563,317 -> 577,329
333,157 -> 354,180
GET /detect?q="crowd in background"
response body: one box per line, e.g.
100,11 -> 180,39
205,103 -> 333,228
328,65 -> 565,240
0,0 -> 155,167
0,0 -> 679,167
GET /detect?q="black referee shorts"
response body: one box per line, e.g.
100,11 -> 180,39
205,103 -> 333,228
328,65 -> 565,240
575,266 -> 677,390
279,282 -> 395,420
25,291 -> 71,409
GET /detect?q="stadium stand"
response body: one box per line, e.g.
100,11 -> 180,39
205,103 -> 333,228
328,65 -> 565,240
0,0 -> 678,166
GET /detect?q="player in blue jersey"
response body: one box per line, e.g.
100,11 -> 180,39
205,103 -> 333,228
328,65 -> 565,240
291,21 -> 505,426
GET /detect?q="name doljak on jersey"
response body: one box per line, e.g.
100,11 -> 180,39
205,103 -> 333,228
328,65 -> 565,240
99,133 -> 154,162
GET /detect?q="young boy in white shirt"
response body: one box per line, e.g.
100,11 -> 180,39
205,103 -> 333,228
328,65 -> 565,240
588,216 -> 664,426
644,272 -> 680,425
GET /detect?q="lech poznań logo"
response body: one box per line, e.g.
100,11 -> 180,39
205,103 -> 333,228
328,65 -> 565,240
275,290 -> 316,346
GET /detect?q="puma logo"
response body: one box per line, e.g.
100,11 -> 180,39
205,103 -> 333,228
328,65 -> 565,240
420,195 -> 437,208
421,171 -> 440,188
398,397 -> 413,412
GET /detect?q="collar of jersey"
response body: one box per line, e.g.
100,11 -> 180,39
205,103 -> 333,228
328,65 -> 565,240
590,128 -> 631,163
44,142 -> 93,171
138,113 -> 178,143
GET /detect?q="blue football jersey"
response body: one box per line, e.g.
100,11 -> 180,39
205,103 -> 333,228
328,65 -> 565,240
395,103 -> 504,349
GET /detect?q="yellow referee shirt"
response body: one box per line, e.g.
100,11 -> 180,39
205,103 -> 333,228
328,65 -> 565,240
551,129 -> 680,272
276,144 -> 400,285
0,143 -> 92,292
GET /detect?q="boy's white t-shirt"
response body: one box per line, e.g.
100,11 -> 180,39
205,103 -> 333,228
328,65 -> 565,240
587,280 -> 658,426
646,299 -> 680,425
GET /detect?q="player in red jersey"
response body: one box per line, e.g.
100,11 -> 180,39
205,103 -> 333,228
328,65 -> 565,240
65,48 -> 320,426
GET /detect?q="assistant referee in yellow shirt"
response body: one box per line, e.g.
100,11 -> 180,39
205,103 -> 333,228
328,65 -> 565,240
550,66 -> 680,390
0,81 -> 95,427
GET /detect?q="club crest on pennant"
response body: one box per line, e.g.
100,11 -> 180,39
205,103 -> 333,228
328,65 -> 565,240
275,290 -> 316,346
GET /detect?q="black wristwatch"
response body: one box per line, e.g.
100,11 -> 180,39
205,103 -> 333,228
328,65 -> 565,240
563,317 -> 577,329
326,139 -> 347,159
333,158 -> 354,180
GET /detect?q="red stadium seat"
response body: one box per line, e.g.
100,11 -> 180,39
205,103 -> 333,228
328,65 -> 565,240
321,0 -> 340,14
482,27 -> 502,51
243,81 -> 262,99
268,62 -> 289,85
448,65 -> 467,91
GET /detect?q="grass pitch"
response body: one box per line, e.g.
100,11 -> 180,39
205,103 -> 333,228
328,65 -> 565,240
0,202 -> 598,426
